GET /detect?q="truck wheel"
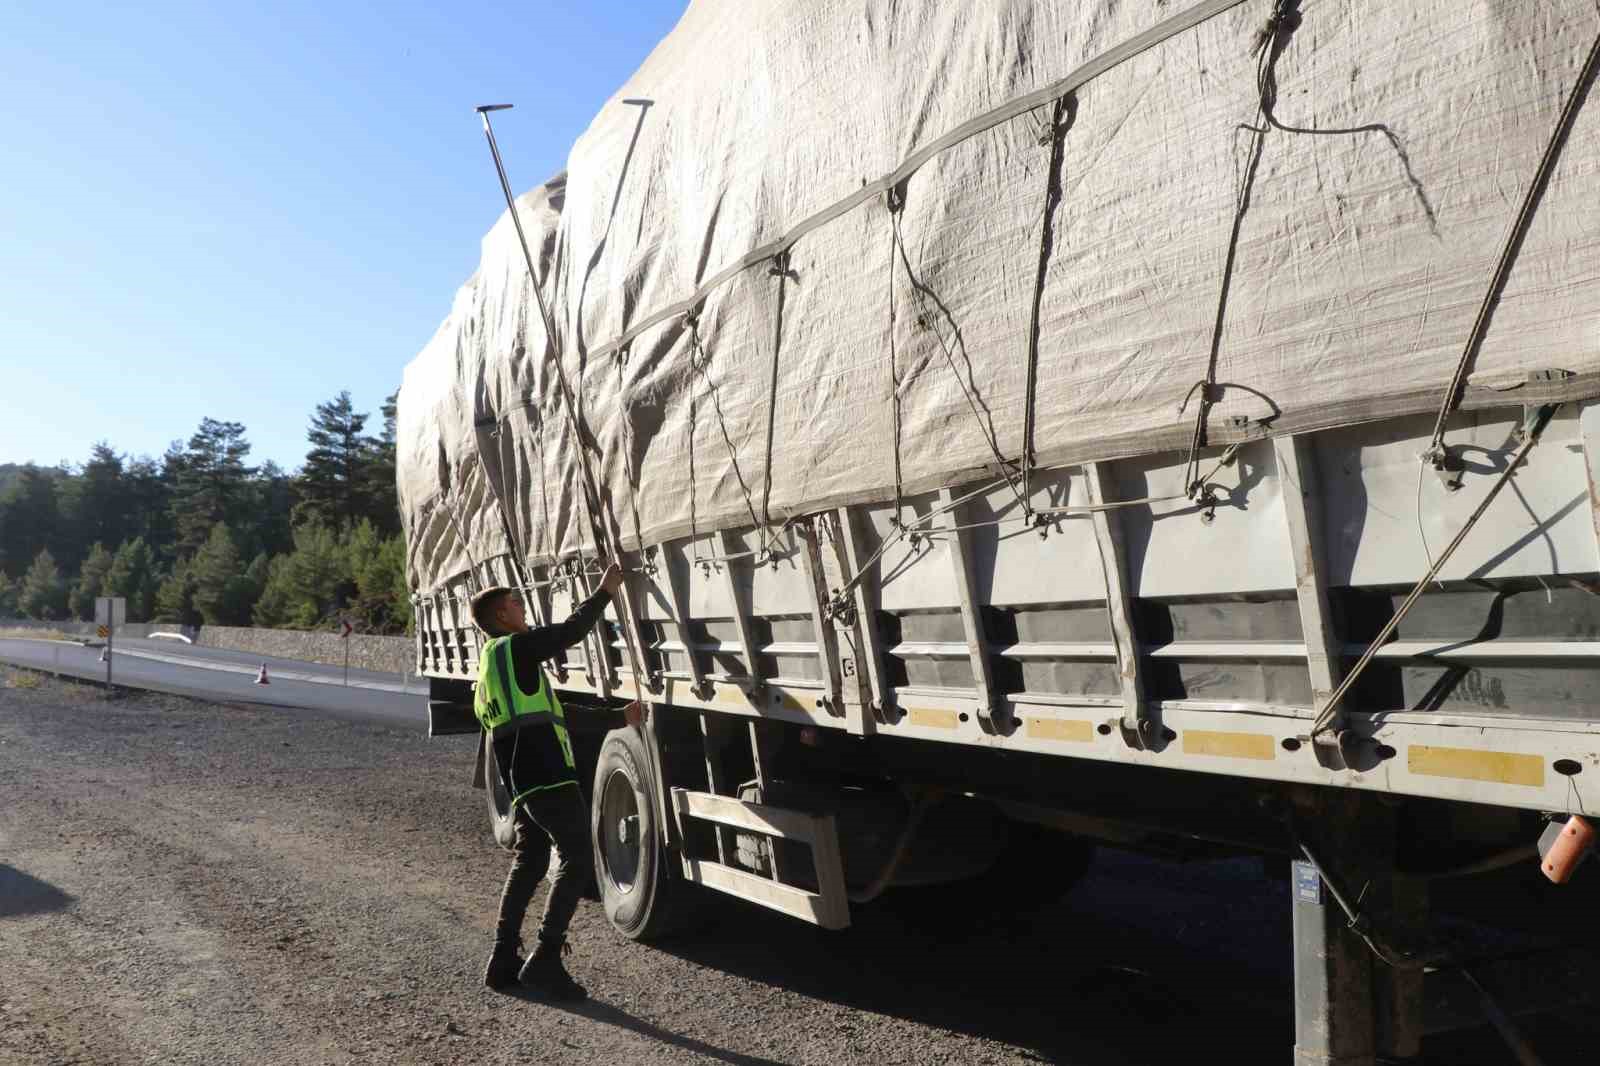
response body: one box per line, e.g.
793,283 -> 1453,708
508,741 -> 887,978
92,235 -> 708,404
483,735 -> 517,851
591,726 -> 693,941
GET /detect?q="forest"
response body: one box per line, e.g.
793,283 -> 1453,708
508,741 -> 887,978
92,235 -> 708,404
0,392 -> 411,634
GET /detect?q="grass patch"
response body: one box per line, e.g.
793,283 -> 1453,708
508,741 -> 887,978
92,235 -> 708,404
3,667 -> 44,690
54,679 -> 100,702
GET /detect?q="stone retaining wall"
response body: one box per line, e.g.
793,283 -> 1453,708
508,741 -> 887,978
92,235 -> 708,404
195,626 -> 415,676
0,619 -> 197,641
1,617 -> 413,675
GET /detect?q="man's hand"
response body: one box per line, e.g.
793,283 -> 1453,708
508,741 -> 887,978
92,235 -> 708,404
598,561 -> 624,595
622,700 -> 648,728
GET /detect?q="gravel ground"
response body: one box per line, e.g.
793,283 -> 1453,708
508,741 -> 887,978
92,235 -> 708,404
0,669 -> 1591,1065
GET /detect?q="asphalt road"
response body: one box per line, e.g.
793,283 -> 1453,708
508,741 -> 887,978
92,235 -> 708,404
0,636 -> 427,726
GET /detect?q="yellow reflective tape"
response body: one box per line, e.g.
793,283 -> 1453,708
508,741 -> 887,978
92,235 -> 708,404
906,706 -> 959,730
1408,745 -> 1544,788
1025,718 -> 1094,743
1182,729 -> 1276,761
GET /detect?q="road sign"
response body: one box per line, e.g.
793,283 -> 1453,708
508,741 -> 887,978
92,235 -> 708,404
96,625 -> 109,639
339,620 -> 353,686
95,597 -> 127,627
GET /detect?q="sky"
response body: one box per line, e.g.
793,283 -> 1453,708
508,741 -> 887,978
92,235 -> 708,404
1,0 -> 685,472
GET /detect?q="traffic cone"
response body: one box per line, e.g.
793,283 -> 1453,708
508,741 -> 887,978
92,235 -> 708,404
255,663 -> 270,685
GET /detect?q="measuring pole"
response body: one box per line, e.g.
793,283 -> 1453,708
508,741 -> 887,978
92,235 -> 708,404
472,103 -> 650,705
106,625 -> 113,688
473,105 -> 662,829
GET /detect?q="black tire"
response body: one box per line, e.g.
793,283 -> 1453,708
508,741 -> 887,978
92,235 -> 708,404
590,726 -> 694,941
484,735 -> 517,851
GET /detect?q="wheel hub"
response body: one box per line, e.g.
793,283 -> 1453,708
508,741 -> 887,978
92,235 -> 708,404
600,768 -> 642,894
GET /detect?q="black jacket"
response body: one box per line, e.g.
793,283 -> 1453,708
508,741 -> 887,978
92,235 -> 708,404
491,587 -> 612,799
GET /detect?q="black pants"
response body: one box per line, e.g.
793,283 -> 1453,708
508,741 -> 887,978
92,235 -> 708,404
495,785 -> 591,947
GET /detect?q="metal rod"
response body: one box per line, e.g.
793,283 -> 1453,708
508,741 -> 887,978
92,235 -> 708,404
1461,969 -> 1548,1066
473,104 -> 651,713
476,105 -> 561,353
474,104 -> 602,567
1313,406 -> 1557,735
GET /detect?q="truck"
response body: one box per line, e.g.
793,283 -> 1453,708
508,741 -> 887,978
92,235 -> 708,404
399,2 -> 1600,1062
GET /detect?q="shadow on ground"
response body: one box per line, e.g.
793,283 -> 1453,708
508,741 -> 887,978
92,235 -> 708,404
0,864 -> 75,919
582,851 -> 1597,1066
615,852 -> 1294,1065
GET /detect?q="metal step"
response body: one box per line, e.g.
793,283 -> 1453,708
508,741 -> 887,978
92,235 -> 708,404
670,788 -> 850,929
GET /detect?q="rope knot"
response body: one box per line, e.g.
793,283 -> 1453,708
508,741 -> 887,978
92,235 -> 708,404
1251,0 -> 1301,57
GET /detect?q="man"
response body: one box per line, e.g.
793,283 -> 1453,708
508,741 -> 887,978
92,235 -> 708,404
470,562 -> 642,999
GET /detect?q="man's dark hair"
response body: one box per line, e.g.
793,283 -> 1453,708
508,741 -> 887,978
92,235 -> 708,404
470,585 -> 515,636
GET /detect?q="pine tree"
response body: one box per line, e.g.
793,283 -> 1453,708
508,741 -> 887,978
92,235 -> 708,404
19,548 -> 68,620
240,461 -> 296,559
57,444 -> 129,570
251,524 -> 349,629
153,559 -> 200,626
0,466 -> 61,579
191,523 -> 257,625
245,552 -> 270,603
252,555 -> 295,628
296,392 -> 374,530
104,538 -> 157,623
345,521 -> 412,634
135,445 -> 187,565
363,390 -> 401,535
71,543 -> 115,620
171,419 -> 255,557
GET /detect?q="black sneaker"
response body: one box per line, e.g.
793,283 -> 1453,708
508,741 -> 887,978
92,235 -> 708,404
483,939 -> 524,991
518,937 -> 587,1002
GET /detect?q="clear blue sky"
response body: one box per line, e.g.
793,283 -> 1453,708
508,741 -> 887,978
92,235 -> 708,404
1,0 -> 684,472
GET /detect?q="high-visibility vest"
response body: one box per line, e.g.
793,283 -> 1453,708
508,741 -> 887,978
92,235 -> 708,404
474,636 -> 576,799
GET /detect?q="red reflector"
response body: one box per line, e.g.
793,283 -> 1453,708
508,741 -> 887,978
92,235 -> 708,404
1540,815 -> 1595,884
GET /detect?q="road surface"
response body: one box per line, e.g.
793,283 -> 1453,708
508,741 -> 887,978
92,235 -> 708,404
0,635 -> 426,725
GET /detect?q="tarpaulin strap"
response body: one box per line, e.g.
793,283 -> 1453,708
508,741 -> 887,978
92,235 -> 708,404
479,420 -> 534,589
889,202 -> 1028,513
885,197 -> 907,526
760,251 -> 792,530
1427,23 -> 1600,457
581,0 -> 1257,368
1020,94 -> 1075,517
683,311 -> 770,552
614,355 -> 647,552
1185,0 -> 1290,499
530,402 -> 555,561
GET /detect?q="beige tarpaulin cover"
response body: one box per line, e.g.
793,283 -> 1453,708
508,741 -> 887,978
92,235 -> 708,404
398,0 -> 1600,596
